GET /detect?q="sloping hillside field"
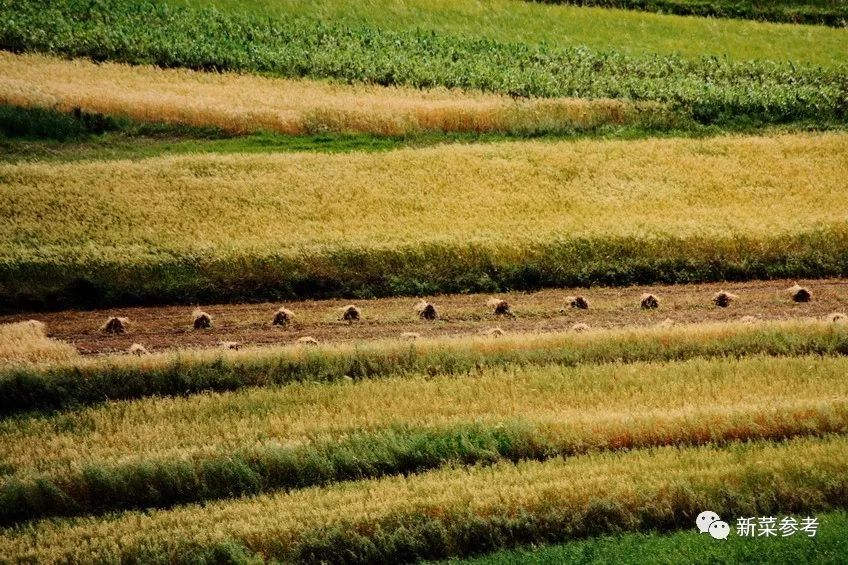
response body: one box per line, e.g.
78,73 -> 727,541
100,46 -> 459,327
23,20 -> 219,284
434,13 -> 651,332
1,0 -> 847,562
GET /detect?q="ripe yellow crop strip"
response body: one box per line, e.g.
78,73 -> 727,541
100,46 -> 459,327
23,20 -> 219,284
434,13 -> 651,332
2,132 -> 848,307
1,435 -> 846,562
2,354 -> 846,476
0,52 -> 669,137
3,132 -> 846,259
0,321 -> 78,367
2,319 -> 847,416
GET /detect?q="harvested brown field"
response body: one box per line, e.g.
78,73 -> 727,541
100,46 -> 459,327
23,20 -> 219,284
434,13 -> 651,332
3,278 -> 846,355
0,52 -> 668,137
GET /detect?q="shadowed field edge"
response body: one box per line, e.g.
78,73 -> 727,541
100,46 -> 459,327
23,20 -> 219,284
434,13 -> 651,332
2,229 -> 848,312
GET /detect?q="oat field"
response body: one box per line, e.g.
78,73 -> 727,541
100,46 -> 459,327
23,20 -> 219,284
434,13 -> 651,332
1,0 -> 847,562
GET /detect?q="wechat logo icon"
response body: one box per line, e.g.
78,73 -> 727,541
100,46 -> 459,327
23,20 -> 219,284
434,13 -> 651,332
697,510 -> 730,540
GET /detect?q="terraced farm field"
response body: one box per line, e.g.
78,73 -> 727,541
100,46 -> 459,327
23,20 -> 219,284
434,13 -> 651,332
1,0 -> 847,562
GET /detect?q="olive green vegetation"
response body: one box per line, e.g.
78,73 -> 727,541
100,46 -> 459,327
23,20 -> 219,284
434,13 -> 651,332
2,436 -> 847,563
527,0 -> 848,27
176,0 -> 848,64
449,511 -> 848,565
1,320 -> 846,416
3,1 -> 847,130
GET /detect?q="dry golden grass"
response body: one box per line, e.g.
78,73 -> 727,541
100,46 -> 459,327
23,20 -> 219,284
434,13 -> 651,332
0,52 -> 661,136
0,321 -> 78,367
1,434 -> 845,562
2,132 -> 846,266
2,353 -> 846,476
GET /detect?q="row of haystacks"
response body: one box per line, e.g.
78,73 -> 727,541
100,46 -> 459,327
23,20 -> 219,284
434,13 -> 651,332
101,282 -> 821,337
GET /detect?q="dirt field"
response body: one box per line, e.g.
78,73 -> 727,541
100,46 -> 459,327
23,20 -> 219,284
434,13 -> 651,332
2,278 -> 845,355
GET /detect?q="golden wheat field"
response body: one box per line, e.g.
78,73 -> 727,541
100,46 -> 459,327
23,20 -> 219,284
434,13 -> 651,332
0,52 -> 665,136
2,132 -> 847,263
0,320 -> 79,367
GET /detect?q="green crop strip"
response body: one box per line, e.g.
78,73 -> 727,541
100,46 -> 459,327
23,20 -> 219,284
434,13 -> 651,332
528,1 -> 848,27
2,0 -> 846,128
453,510 -> 848,565
4,229 -> 848,312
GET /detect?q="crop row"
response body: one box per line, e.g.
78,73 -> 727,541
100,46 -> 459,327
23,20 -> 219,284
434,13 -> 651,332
2,356 -> 846,522
2,435 -> 846,563
0,52 -> 680,138
2,319 -> 846,416
529,0 -> 848,27
2,133 -> 847,310
2,0 -> 846,127
5,352 -> 846,474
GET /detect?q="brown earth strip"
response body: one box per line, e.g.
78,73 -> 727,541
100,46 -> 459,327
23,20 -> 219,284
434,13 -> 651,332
1,278 -> 846,355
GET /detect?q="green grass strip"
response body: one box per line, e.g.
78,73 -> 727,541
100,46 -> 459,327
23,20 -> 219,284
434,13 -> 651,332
2,0 -> 846,128
528,0 -> 848,27
450,510 -> 848,564
2,320 -> 847,417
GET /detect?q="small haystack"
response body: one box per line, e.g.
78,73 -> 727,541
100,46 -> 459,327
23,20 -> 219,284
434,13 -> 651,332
101,317 -> 129,334
297,336 -> 319,346
712,291 -> 738,308
566,296 -> 589,310
571,322 -> 590,333
128,343 -> 148,356
415,300 -> 439,321
481,327 -> 505,337
640,293 -> 659,309
193,310 -> 212,330
486,297 -> 513,317
341,305 -> 361,323
739,315 -> 758,324
788,284 -> 812,303
400,332 -> 420,340
272,307 -> 294,326
658,318 -> 675,328
220,341 -> 240,351
827,312 -> 847,323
